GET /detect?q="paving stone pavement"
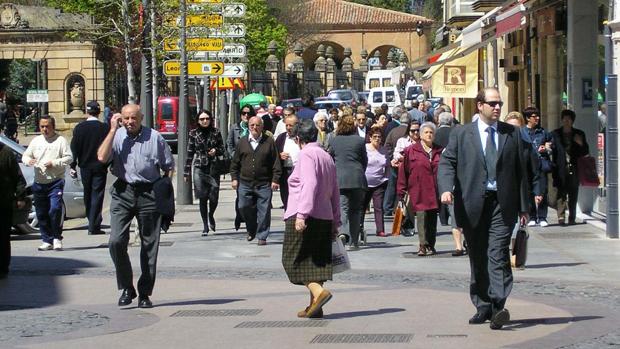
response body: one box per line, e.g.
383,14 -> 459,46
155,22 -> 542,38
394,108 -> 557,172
2,179 -> 620,349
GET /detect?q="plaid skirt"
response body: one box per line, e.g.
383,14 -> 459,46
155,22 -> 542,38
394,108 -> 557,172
282,216 -> 333,285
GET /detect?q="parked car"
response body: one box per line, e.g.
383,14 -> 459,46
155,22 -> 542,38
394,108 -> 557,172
314,98 -> 347,113
1,135 -> 86,235
404,84 -> 424,108
326,89 -> 360,104
280,98 -> 303,111
368,86 -> 404,115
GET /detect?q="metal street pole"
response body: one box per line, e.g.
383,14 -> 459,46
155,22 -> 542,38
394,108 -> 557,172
140,0 -> 153,128
177,0 -> 192,204
607,75 -> 618,239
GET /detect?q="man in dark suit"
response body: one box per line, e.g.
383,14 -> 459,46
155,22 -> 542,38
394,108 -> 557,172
438,87 -> 530,330
70,101 -> 110,235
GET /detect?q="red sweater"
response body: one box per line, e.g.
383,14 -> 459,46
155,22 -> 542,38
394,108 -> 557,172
397,142 -> 443,211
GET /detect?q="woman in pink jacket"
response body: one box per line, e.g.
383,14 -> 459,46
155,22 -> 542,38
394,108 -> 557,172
397,122 -> 444,256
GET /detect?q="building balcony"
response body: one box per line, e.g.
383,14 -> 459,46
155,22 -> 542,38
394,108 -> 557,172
445,0 -> 484,27
472,0 -> 503,12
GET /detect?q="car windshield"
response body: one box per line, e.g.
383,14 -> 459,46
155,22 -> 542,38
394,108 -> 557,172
406,86 -> 423,99
160,103 -> 173,120
329,91 -> 353,101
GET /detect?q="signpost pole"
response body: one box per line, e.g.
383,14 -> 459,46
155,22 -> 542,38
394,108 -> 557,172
140,0 -> 153,128
177,0 -> 192,205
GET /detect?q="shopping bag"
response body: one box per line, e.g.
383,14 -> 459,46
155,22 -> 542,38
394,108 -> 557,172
577,155 -> 600,187
512,224 -> 529,268
391,205 -> 403,236
332,238 -> 351,273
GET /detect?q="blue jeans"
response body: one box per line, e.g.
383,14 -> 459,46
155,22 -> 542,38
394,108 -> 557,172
32,179 -> 65,243
238,181 -> 273,241
383,166 -> 398,215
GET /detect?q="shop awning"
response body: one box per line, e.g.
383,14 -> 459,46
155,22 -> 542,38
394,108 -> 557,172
461,6 -> 501,47
495,4 -> 527,37
417,34 -> 495,77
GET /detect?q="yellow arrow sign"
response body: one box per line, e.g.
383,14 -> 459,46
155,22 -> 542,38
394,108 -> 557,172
163,61 -> 225,76
163,38 -> 224,52
186,14 -> 223,27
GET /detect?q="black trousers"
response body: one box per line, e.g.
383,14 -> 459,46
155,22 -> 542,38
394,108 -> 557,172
556,173 -> 580,223
193,167 -> 220,232
80,167 -> 107,232
463,194 -> 513,315
109,180 -> 161,296
279,167 -> 293,210
0,205 -> 12,274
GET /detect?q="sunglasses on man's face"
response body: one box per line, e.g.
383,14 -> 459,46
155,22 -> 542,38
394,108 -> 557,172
483,101 -> 504,108
409,129 -> 420,133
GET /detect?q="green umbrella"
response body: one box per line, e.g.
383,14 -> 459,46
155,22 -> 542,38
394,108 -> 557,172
240,93 -> 267,107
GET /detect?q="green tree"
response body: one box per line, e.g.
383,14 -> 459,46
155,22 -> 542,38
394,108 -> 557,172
422,0 -> 442,21
5,60 -> 36,104
347,0 -> 410,13
241,0 -> 288,69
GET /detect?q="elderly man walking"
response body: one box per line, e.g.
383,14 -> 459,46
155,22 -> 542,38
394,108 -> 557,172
97,104 -> 174,308
275,113 -> 300,210
230,116 -> 282,245
22,116 -> 72,251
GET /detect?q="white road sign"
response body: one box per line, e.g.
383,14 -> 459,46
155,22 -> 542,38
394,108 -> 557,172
222,3 -> 246,17
187,23 -> 245,38
222,64 -> 245,77
193,43 -> 246,58
26,89 -> 48,103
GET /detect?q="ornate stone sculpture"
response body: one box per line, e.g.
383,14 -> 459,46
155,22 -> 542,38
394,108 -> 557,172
0,4 -> 29,29
70,82 -> 84,111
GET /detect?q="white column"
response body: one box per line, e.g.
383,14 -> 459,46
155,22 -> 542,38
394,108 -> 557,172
567,0 -> 599,213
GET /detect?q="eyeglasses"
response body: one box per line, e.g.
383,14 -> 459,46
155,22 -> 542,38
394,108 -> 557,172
241,111 -> 250,115
317,119 -> 326,122
409,129 -> 420,133
484,101 -> 504,108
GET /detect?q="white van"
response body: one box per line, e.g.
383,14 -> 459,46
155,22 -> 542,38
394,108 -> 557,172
365,68 -> 401,89
368,86 -> 403,115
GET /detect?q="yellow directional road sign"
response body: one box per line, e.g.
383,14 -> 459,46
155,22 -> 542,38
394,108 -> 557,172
163,38 -> 224,52
186,14 -> 223,27
163,61 -> 224,76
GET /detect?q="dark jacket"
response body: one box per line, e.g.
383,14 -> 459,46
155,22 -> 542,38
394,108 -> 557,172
153,176 -> 175,231
384,124 -> 408,160
520,126 -> 553,173
230,133 -> 282,186
226,123 -> 244,158
438,121 -> 530,229
328,134 -> 368,189
70,119 -> 110,171
551,127 -> 589,188
184,126 -> 226,177
397,142 -> 443,211
0,143 -> 26,209
433,125 -> 453,148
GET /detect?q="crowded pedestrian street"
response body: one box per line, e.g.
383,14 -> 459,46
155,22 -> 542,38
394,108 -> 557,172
2,176 -> 619,348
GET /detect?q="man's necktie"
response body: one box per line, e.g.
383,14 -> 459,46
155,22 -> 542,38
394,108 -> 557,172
485,126 -> 497,182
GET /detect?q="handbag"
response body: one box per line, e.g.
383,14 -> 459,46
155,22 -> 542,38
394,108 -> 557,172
577,155 -> 600,187
332,238 -> 351,273
212,153 -> 232,176
391,195 -> 408,236
512,224 -> 529,268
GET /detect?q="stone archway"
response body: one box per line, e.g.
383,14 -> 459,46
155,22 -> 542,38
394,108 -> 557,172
368,45 -> 409,69
0,3 -> 104,130
302,41 -> 346,70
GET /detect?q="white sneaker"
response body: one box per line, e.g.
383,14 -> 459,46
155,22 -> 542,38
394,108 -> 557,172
527,220 -> 537,227
539,220 -> 549,227
53,239 -> 63,251
38,242 -> 52,251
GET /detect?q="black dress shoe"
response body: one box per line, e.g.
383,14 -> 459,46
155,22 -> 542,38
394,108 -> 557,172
88,230 -> 105,235
118,288 -> 137,306
138,295 -> 153,308
468,311 -> 491,324
490,308 -> 510,330
246,233 -> 256,241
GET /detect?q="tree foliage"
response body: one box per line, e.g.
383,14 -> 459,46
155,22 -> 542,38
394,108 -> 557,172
241,0 -> 288,69
346,0 -> 410,13
5,60 -> 36,104
422,0 -> 442,21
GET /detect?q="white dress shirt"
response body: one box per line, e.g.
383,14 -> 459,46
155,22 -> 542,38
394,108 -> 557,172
248,133 -> 260,150
477,119 -> 498,191
282,135 -> 301,168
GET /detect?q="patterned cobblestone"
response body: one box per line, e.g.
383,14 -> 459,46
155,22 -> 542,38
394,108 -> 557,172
0,308 -> 109,342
